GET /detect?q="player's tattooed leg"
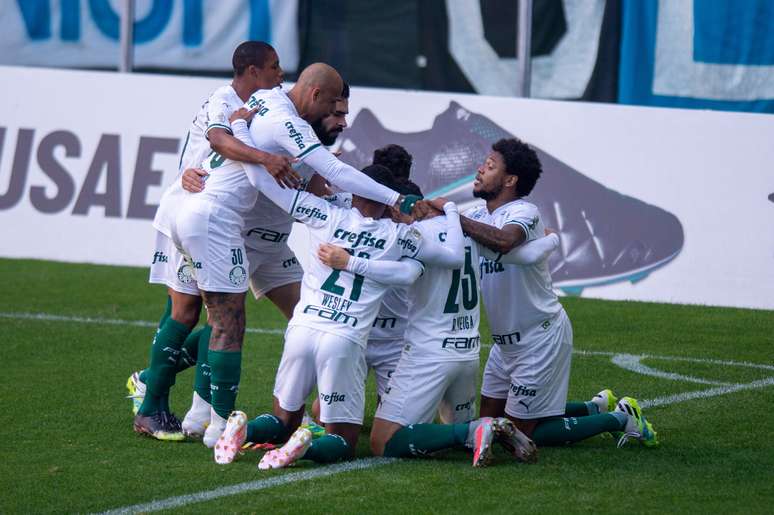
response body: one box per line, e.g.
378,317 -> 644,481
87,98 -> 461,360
202,291 -> 247,352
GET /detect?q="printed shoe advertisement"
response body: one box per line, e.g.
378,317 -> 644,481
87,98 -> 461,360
337,101 -> 685,297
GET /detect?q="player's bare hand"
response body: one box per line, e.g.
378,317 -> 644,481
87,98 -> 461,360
545,227 -> 558,236
229,107 -> 258,124
412,200 -> 443,220
317,243 -> 350,269
428,197 -> 451,211
181,168 -> 208,193
262,153 -> 302,189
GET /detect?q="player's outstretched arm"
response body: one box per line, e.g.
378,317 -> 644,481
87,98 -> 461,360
413,199 -> 465,268
460,216 -> 527,254
210,108 -> 300,189
301,147 -> 401,208
318,244 -> 423,286
478,233 -> 560,265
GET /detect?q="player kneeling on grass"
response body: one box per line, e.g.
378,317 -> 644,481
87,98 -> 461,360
318,196 -> 560,465
453,138 -> 659,448
211,164 -> 470,468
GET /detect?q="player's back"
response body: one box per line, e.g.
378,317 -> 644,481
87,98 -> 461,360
403,216 -> 481,362
289,200 -> 418,347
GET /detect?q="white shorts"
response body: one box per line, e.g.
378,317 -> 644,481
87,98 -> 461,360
148,231 -> 199,296
366,339 -> 403,400
273,325 -> 367,425
172,202 -> 249,293
376,356 -> 478,426
481,309 -> 573,420
246,244 -> 303,299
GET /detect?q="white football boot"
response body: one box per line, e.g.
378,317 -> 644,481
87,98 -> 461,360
203,409 -> 228,449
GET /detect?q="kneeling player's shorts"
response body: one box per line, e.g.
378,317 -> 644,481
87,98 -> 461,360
245,244 -> 303,299
376,355 -> 478,426
481,309 -> 573,420
172,202 -> 249,293
365,339 -> 403,400
148,231 -> 199,296
274,325 -> 367,425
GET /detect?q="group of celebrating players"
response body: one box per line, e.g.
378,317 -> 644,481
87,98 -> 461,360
127,41 -> 658,470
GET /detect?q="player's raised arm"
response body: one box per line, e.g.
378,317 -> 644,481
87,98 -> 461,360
411,199 -> 465,268
317,243 -> 424,286
478,232 -> 560,265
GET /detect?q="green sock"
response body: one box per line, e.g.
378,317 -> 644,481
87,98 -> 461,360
209,350 -> 241,419
193,325 -> 212,403
564,401 -> 598,417
138,318 -> 191,416
303,434 -> 350,463
246,414 -> 287,443
174,327 -> 202,374
532,414 -> 626,446
383,423 -> 469,458
138,297 -> 172,385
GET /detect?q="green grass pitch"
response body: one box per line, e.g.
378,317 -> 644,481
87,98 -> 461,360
1,258 -> 773,513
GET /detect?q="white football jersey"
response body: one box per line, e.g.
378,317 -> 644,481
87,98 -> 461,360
465,199 -> 562,352
154,85 -> 243,236
194,87 -> 323,222
286,191 -> 422,347
242,169 -> 344,254
402,216 -> 481,362
369,286 -> 409,341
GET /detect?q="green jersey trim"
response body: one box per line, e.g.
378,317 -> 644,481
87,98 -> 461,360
296,143 -> 322,159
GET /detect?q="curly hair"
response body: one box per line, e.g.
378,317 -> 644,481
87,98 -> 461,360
492,138 -> 542,197
373,144 -> 413,182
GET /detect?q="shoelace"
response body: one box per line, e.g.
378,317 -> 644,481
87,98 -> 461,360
616,431 -> 642,448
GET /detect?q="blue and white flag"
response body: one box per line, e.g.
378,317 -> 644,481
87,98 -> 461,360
0,0 -> 299,72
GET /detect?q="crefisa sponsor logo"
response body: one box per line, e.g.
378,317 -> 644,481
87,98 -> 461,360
319,391 -> 346,405
510,384 -> 537,397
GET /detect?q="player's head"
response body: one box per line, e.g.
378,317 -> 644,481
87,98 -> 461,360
293,63 -> 344,125
387,180 -> 423,224
373,144 -> 412,182
352,164 -> 401,218
314,82 -> 350,146
232,41 -> 283,90
473,138 -> 542,201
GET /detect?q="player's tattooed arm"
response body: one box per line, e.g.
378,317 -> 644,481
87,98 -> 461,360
460,216 -> 526,254
210,114 -> 301,189
478,233 -> 559,265
317,244 -> 423,286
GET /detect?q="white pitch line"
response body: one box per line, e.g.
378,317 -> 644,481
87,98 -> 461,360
0,311 -> 284,335
611,353 -> 733,386
98,458 -> 395,515
640,377 -> 774,409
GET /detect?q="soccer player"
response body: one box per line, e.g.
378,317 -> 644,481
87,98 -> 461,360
308,146 -> 419,424
458,138 -> 658,448
132,41 -> 297,441
211,158 -> 471,467
173,84 -> 353,439
317,198 -> 559,465
169,63 -> 424,448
